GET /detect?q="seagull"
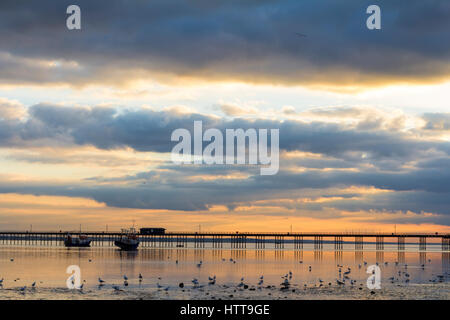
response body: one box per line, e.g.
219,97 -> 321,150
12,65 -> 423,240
208,276 -> 216,285
258,279 -> 264,286
156,282 -> 163,289
10,259 -> 14,262
0,278 -> 3,285
98,277 -> 105,285
112,285 -> 121,291
31,282 -> 36,288
138,274 -> 143,281
19,286 -> 26,293
123,275 -> 128,281
197,261 -> 202,268
192,278 -> 199,286
295,32 -> 307,37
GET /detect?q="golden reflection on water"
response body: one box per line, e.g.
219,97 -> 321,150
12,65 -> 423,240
0,246 -> 449,292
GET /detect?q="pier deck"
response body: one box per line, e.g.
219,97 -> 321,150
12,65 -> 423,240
0,231 -> 448,251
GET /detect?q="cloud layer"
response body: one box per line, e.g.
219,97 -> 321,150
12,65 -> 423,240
1,103 -> 450,226
0,1 -> 449,87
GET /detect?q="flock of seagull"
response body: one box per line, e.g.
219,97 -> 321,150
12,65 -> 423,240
1,256 -> 448,296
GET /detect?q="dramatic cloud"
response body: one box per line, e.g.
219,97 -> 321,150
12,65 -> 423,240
0,1 -> 449,87
1,103 -> 450,223
1,104 -> 447,164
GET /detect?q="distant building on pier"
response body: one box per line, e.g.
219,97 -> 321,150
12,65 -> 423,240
140,228 -> 166,235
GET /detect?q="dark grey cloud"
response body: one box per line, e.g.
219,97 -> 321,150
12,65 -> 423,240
1,104 -> 447,166
0,0 -> 449,86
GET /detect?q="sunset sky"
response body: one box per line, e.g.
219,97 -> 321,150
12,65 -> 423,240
1,1 -> 450,233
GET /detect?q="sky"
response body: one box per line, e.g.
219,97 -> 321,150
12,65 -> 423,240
1,0 -> 450,232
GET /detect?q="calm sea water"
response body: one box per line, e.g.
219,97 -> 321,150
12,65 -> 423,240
0,243 -> 449,300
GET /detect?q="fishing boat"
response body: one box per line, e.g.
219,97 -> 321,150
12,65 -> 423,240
114,228 -> 140,250
64,233 -> 91,247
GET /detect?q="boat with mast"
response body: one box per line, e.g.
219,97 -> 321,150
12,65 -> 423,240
114,227 -> 140,250
64,225 -> 92,247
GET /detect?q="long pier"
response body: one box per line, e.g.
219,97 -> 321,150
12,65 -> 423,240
0,231 -> 449,251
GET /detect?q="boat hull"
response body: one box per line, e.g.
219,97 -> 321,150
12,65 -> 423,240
64,240 -> 91,247
114,240 -> 139,251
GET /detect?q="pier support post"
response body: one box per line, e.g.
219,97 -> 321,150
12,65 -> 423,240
419,237 -> 427,251
194,235 -> 199,248
274,236 -> 284,249
294,236 -> 303,250
231,235 -> 236,249
314,236 -> 323,250
212,235 -> 223,249
255,235 -> 266,249
355,236 -> 363,250
376,236 -> 384,250
442,237 -> 450,251
334,236 -> 343,250
398,236 -> 405,251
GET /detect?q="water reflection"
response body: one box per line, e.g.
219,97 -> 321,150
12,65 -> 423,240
0,246 -> 448,294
